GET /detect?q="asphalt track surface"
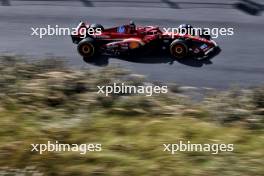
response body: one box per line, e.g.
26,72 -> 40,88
0,0 -> 264,89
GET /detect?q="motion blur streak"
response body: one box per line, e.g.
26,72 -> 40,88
0,1 -> 263,176
0,0 -> 264,88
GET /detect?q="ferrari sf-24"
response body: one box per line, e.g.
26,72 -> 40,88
71,21 -> 220,60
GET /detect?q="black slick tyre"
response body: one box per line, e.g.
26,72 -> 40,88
170,40 -> 188,59
77,38 -> 95,58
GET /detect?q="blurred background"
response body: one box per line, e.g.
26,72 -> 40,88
0,0 -> 263,175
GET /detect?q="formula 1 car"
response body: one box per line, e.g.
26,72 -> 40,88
71,21 -> 220,60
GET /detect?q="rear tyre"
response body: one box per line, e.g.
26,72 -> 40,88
77,38 -> 96,59
170,40 -> 188,59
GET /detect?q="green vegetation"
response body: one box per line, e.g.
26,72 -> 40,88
0,56 -> 263,176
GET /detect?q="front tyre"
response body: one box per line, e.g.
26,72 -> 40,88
170,40 -> 188,59
77,38 -> 95,58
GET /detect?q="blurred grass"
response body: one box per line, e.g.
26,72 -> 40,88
0,56 -> 263,176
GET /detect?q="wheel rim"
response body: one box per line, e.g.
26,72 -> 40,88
170,43 -> 187,59
175,45 -> 183,54
80,43 -> 94,57
82,45 -> 91,54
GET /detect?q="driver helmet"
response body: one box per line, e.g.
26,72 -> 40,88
129,20 -> 136,31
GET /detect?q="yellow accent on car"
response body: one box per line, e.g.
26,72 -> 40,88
129,41 -> 140,49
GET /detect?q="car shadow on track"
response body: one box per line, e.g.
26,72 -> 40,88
82,48 -> 221,67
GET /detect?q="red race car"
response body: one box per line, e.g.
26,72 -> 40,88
71,21 -> 220,60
